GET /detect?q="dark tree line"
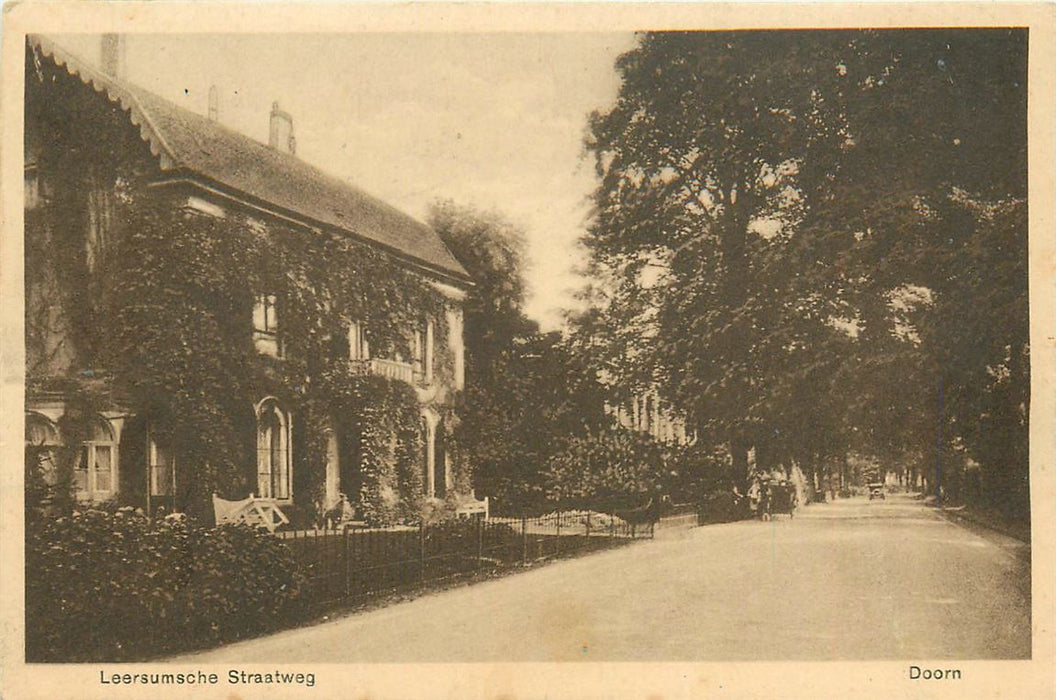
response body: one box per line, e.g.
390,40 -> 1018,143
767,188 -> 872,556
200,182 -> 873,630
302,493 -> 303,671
578,29 -> 1028,517
429,201 -> 612,513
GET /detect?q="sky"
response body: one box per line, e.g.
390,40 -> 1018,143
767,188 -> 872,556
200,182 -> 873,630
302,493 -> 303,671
54,33 -> 638,330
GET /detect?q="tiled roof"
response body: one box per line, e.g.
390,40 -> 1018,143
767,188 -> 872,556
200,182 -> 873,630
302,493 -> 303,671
29,35 -> 470,282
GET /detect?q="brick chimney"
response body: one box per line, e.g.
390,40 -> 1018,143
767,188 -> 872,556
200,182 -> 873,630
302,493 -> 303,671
100,34 -> 126,79
268,101 -> 296,155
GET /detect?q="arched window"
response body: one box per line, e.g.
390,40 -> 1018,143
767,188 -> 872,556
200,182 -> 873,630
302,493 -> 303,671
256,398 -> 291,500
77,418 -> 116,501
25,413 -> 59,486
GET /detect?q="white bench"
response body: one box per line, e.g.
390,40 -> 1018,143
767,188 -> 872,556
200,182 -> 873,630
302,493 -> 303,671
455,495 -> 489,519
212,492 -> 290,533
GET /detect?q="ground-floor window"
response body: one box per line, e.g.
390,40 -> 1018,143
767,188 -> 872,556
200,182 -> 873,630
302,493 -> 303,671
256,397 -> 291,500
25,413 -> 60,486
77,418 -> 117,501
149,430 -> 176,498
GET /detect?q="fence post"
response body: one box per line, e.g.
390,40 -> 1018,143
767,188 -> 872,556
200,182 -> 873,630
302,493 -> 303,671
610,513 -> 615,539
476,513 -> 483,569
521,514 -> 528,565
343,527 -> 350,598
556,511 -> 561,555
586,512 -> 591,539
419,520 -> 426,583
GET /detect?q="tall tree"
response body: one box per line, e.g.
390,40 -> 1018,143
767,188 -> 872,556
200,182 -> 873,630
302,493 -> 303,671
585,31 -> 843,489
582,29 -> 1028,513
430,201 -> 609,511
813,29 -> 1028,510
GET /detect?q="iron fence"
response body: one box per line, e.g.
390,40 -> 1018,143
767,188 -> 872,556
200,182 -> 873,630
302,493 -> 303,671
277,510 -> 652,607
656,502 -> 700,529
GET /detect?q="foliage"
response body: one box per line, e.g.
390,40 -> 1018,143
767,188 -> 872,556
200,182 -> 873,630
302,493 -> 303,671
920,198 -> 1029,513
429,200 -> 533,382
667,442 -> 734,501
25,445 -> 58,526
32,184 -> 453,518
25,507 -> 305,662
584,31 -> 844,488
27,53 -> 462,519
580,29 -> 1029,516
315,366 -> 426,526
430,202 -> 611,513
698,491 -> 748,524
109,204 -> 260,513
821,31 -> 1029,512
543,429 -> 665,509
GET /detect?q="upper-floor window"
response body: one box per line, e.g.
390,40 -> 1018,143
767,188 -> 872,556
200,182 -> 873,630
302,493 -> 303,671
253,294 -> 282,358
411,318 -> 435,382
348,321 -> 369,361
447,306 -> 465,391
423,318 -> 434,383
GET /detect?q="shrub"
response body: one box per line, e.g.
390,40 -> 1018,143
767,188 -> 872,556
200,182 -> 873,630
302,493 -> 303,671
698,491 -> 747,523
543,429 -> 665,510
667,442 -> 733,502
25,508 -> 305,662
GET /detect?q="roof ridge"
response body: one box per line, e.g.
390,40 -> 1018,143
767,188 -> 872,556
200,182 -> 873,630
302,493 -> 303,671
27,35 -> 470,282
28,35 -> 178,167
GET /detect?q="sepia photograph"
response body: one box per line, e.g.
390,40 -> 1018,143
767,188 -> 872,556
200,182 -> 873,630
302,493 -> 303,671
3,3 -> 1054,699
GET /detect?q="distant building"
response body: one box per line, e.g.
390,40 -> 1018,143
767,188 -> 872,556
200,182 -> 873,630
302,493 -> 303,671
607,390 -> 691,445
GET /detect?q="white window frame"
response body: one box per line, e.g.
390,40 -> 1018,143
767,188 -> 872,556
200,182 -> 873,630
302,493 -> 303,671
148,428 -> 177,498
412,328 -> 424,373
253,294 -> 283,358
76,418 -> 118,502
424,317 -> 435,383
446,306 -> 465,391
256,397 -> 292,501
25,412 -> 60,486
348,321 -> 369,361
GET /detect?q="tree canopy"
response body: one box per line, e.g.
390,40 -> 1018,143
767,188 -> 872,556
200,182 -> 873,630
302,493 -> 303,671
430,201 -> 611,512
580,29 -> 1028,514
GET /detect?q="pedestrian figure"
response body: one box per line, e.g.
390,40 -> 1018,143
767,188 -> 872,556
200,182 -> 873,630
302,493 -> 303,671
747,478 -> 761,514
760,478 -> 774,521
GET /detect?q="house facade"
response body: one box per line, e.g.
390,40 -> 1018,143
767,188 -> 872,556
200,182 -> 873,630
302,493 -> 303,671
607,390 -> 691,445
24,35 -> 474,526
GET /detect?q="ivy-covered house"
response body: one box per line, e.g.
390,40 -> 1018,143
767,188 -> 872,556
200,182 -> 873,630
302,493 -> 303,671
24,35 -> 476,526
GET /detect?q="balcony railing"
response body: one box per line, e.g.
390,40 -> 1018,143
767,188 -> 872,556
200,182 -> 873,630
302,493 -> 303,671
353,358 -> 416,384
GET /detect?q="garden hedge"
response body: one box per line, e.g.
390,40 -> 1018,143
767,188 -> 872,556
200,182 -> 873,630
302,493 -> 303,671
25,507 -> 306,662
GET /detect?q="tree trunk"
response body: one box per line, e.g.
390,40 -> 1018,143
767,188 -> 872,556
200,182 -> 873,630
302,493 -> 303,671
730,436 -> 749,494
722,202 -> 752,498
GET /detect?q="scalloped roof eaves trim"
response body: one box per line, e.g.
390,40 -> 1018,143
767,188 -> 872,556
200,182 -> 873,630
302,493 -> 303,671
28,35 -> 177,170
